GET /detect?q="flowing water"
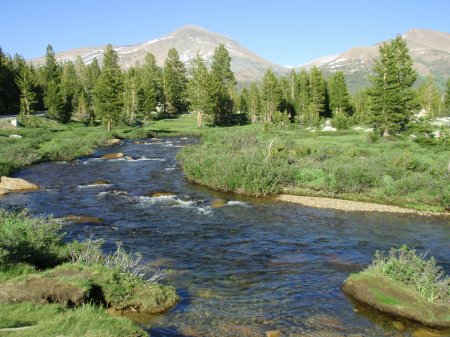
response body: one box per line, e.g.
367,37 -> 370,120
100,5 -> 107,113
1,137 -> 449,337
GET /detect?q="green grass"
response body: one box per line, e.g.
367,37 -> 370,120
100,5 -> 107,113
0,303 -> 146,337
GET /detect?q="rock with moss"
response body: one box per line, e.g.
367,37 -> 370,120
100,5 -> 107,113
343,246 -> 450,328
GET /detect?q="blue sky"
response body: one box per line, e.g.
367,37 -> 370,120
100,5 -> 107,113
1,0 -> 449,66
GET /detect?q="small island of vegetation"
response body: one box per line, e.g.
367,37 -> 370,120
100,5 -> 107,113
343,245 -> 450,328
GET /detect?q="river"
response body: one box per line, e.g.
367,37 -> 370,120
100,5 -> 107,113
1,137 -> 449,336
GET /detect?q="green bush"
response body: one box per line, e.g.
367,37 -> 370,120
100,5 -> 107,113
0,209 -> 64,268
331,113 -> 353,130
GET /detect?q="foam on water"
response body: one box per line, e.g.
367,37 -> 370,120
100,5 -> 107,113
77,183 -> 112,189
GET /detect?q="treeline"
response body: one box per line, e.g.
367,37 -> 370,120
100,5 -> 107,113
1,36 -> 450,134
0,43 -> 237,130
240,36 -> 450,136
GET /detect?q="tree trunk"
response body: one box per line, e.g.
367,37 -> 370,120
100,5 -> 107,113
107,119 -> 112,132
383,128 -> 390,138
197,110 -> 202,128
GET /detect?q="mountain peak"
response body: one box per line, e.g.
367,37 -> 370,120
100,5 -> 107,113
30,24 -> 289,82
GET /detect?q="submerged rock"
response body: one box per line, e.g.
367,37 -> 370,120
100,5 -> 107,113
0,176 -> 39,191
265,331 -> 282,337
59,215 -> 104,225
101,152 -> 124,159
211,198 -> 227,208
148,192 -> 176,197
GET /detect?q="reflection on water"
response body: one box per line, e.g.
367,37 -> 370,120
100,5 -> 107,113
1,137 -> 449,337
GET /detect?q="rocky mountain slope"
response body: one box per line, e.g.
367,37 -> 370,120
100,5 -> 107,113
31,25 -> 289,82
297,29 -> 450,91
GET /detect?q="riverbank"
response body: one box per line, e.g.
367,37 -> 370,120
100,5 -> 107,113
0,209 -> 179,336
178,124 -> 450,213
277,194 -> 450,216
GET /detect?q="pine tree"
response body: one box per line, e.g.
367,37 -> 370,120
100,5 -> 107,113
16,61 -> 37,117
209,44 -> 236,125
352,88 -> 372,124
308,67 -> 326,125
93,44 -> 123,131
295,69 -> 310,124
261,68 -> 281,123
417,76 -> 441,117
123,67 -> 142,124
248,83 -> 261,123
368,35 -> 417,136
328,71 -> 352,115
140,52 -> 162,116
59,62 -> 79,123
43,44 -> 65,121
238,88 -> 249,113
0,48 -> 21,115
187,53 -> 211,127
163,48 -> 187,115
444,78 -> 450,116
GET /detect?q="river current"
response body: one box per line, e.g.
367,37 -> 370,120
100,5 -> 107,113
1,137 -> 449,336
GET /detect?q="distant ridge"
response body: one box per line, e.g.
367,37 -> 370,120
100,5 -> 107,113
30,26 -> 450,89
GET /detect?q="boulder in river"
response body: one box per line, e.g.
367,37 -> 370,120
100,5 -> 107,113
0,188 -> 9,195
265,331 -> 282,337
0,176 -> 39,191
101,153 -> 124,159
106,138 -> 121,145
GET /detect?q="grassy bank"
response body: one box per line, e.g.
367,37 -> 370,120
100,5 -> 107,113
178,123 -> 450,212
0,209 -> 178,336
343,246 -> 450,328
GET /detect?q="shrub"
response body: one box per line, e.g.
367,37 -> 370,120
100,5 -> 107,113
0,209 -> 64,268
66,238 -> 167,284
331,113 -> 353,130
367,245 -> 449,304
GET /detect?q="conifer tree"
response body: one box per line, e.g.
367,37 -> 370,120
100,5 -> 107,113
16,61 -> 37,117
248,83 -> 261,123
238,88 -> 249,113
43,44 -> 64,120
368,35 -> 417,136
93,44 -> 123,131
187,53 -> 211,127
417,76 -> 441,117
0,48 -> 20,115
60,62 -> 79,123
209,44 -> 236,125
444,78 -> 450,115
140,52 -> 162,116
123,67 -> 142,123
352,88 -> 372,124
163,48 -> 187,115
295,69 -> 310,124
308,67 -> 326,125
261,68 -> 281,123
328,71 -> 352,115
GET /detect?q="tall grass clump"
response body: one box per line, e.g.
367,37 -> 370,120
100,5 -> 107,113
178,130 -> 296,196
366,245 -> 449,304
